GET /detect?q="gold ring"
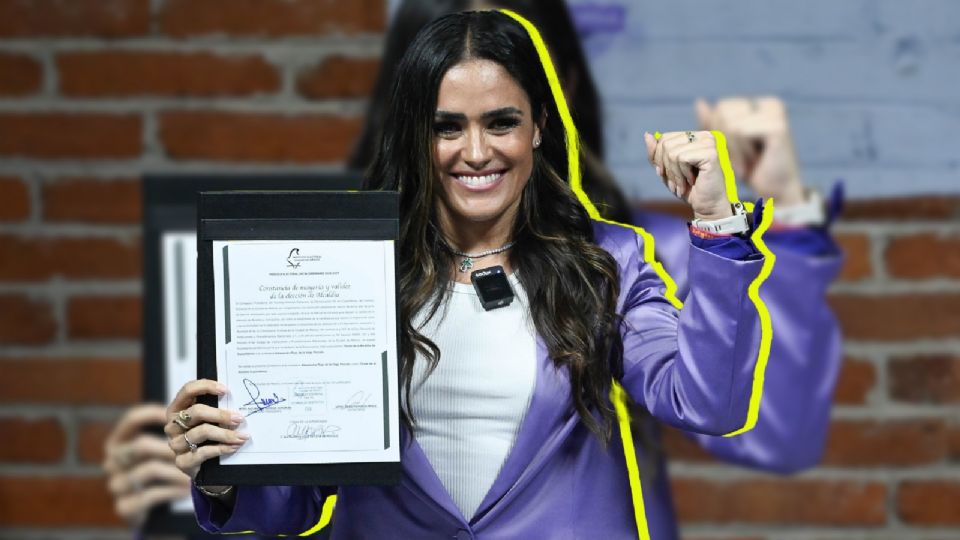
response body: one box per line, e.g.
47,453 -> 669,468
178,409 -> 192,423
173,417 -> 190,431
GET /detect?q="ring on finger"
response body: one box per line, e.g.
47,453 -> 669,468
183,432 -> 199,453
173,417 -> 190,431
178,409 -> 192,423
686,131 -> 695,143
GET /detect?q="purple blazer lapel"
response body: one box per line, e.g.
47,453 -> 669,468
470,337 -> 574,524
397,339 -> 575,525
399,427 -> 467,524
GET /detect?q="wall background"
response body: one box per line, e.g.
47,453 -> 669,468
568,0 -> 960,201
0,1 -> 958,539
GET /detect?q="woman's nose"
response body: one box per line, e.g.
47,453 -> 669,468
462,128 -> 491,168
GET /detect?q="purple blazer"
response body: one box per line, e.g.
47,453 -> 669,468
194,215 -> 843,539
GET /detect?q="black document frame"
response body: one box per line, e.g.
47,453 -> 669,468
195,190 -> 402,487
141,173 -> 363,535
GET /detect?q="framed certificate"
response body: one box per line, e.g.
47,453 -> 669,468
142,173 -> 361,535
195,190 -> 402,487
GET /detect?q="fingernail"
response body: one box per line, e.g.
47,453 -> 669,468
215,383 -> 228,395
223,445 -> 239,454
230,413 -> 244,425
236,432 -> 251,440
655,166 -> 662,176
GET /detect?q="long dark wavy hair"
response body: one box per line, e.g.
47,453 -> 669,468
350,0 -> 632,223
363,10 -> 624,442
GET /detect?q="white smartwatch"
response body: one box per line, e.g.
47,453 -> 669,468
690,202 -> 750,236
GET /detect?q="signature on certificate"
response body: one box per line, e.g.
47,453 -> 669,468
242,378 -> 288,415
285,421 -> 342,440
334,391 -> 375,411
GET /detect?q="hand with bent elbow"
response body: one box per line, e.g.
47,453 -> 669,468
643,130 -> 735,221
102,404 -> 191,527
165,379 -> 249,499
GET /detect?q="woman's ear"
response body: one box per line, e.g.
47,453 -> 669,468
534,106 -> 548,148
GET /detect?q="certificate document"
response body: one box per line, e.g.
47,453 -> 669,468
212,239 -> 399,465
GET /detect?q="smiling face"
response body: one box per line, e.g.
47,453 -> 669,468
432,58 -> 541,243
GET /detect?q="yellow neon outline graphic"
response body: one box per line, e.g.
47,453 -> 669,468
502,7 -> 777,537
652,130 -> 776,436
610,381 -> 651,540
500,9 -> 653,539
297,495 -> 338,536
713,131 -> 776,437
224,495 -> 337,537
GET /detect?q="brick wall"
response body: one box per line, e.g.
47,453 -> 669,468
0,1 -> 383,538
0,1 -> 958,539
655,197 -> 960,540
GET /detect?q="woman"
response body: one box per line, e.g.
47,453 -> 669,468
167,11 -> 776,538
353,0 -> 843,477
351,0 -> 633,223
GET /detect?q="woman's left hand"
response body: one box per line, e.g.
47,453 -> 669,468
644,130 -> 733,220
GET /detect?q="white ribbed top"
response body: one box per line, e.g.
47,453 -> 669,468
410,273 -> 537,520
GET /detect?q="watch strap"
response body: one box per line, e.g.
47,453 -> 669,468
691,202 -> 750,235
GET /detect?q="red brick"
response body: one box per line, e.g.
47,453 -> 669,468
297,56 -> 379,99
843,196 -> 960,221
828,293 -> 960,341
78,420 -> 114,464
0,176 -> 30,221
635,200 -> 692,221
0,53 -> 42,95
834,233 -> 871,281
0,234 -> 141,281
898,481 -> 960,525
160,0 -> 384,37
833,357 -> 876,404
672,478 -> 886,525
888,355 -> 960,404
159,111 -> 361,163
0,113 -> 141,159
0,476 -> 120,526
43,178 -> 140,224
67,296 -> 141,339
0,418 -> 66,463
59,51 -> 280,97
948,423 -> 960,461
0,295 -> 56,345
0,358 -> 140,405
0,0 -> 148,37
822,419 -> 947,466
660,425 -> 715,463
886,233 -> 960,279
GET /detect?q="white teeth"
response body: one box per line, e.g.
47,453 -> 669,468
456,173 -> 501,186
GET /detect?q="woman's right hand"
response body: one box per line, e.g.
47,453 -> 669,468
165,379 -> 249,480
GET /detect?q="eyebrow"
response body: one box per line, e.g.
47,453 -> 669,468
434,107 -> 523,121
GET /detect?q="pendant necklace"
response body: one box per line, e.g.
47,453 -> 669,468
445,241 -> 515,273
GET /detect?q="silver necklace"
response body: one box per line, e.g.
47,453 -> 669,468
445,241 -> 515,272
